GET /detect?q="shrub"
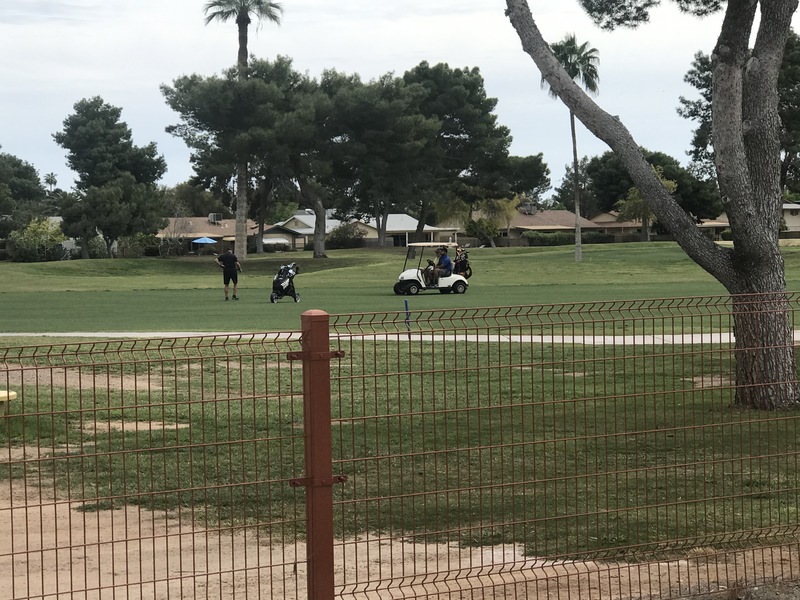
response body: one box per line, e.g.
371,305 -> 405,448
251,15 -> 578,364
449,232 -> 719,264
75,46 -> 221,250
582,232 -> 614,244
465,219 -> 499,246
522,231 -> 574,246
522,231 -> 614,246
326,222 -> 366,249
117,233 -> 159,258
7,218 -> 67,262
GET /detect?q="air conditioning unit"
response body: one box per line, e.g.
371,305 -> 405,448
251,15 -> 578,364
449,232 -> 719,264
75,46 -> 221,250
208,213 -> 223,224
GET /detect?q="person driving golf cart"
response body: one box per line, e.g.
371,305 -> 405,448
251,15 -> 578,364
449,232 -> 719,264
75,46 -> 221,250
424,246 -> 453,287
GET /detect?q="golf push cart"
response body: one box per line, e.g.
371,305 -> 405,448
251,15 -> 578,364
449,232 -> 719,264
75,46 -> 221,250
393,242 -> 470,295
270,262 -> 300,303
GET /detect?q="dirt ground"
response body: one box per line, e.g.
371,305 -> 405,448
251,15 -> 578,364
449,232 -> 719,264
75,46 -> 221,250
1,465 -> 798,600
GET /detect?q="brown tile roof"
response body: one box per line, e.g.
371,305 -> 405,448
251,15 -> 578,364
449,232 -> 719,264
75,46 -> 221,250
157,217 -> 258,239
590,211 -> 641,229
511,210 -> 599,231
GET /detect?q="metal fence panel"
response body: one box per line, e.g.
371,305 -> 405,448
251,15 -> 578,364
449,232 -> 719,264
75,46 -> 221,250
0,333 -> 306,600
328,296 -> 800,599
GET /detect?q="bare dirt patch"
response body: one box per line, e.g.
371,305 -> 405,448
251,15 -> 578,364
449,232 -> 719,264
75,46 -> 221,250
1,363 -> 163,392
1,473 -> 797,599
687,375 -> 734,389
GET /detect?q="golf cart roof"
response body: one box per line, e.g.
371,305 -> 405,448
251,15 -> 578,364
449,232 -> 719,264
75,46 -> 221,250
407,242 -> 460,248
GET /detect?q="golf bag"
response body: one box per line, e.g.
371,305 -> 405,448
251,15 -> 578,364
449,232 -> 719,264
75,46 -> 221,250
453,247 -> 472,279
270,263 -> 300,303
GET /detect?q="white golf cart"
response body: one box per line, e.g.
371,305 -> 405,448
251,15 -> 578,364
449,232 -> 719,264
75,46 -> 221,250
393,242 -> 469,295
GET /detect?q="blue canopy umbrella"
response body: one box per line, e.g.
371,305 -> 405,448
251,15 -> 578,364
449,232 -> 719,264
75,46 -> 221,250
192,237 -> 217,244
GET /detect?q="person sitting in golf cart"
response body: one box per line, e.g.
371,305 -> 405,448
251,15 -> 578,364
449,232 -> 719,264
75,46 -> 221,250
425,246 -> 453,286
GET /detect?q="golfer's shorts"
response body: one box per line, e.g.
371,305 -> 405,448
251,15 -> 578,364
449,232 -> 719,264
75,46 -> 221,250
223,272 -> 238,285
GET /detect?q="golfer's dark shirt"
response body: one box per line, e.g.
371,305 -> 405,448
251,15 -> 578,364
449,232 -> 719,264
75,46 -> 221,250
218,253 -> 238,273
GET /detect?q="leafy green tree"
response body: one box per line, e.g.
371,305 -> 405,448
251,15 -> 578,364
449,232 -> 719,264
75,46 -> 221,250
483,197 -> 520,243
506,0 -> 798,409
679,31 -> 800,190
586,149 -> 722,218
403,61 -> 514,234
53,97 -> 167,257
59,192 -> 96,259
465,217 -> 499,246
614,165 -> 677,241
551,157 -> 598,216
325,72 -> 441,245
325,222 -> 366,249
505,154 -> 551,200
7,217 -> 66,262
164,57 -> 335,257
203,0 -> 284,259
541,33 -> 600,263
0,149 -> 49,238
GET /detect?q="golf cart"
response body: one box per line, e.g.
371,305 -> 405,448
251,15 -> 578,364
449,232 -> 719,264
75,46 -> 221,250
393,242 -> 469,295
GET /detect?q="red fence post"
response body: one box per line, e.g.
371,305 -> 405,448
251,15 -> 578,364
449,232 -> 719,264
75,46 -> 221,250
289,310 -> 346,600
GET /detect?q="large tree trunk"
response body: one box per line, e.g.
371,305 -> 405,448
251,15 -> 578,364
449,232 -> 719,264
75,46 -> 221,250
377,206 -> 390,246
235,164 -> 248,258
295,169 -> 328,258
640,215 -> 650,242
505,0 -> 799,410
312,196 -> 327,258
570,111 -> 582,262
732,292 -> 796,409
80,234 -> 90,260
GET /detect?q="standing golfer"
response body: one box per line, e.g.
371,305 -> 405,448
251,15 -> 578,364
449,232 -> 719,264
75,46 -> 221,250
216,249 -> 242,301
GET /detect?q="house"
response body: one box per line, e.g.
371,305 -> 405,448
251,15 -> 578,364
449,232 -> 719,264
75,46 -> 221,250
157,215 -> 257,253
276,211 -> 457,247
589,211 -> 643,237
702,203 -> 800,240
495,209 -> 599,244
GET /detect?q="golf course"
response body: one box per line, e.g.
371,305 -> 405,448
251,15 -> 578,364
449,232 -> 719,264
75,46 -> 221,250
7,241 -> 799,340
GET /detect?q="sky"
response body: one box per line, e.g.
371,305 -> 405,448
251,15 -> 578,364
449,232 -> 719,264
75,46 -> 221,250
0,1 -> 739,197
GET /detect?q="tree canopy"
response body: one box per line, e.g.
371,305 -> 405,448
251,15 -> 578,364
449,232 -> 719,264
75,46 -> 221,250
163,58 -> 545,255
0,148 -> 48,238
53,97 -> 167,257
679,30 -> 800,190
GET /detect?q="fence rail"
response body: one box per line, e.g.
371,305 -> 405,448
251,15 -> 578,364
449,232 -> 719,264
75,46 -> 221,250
1,294 -> 798,599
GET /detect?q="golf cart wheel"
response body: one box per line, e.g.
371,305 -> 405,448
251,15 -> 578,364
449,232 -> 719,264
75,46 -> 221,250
453,281 -> 467,294
270,293 -> 278,303
406,282 -> 420,295
393,282 -> 405,295
293,293 -> 300,303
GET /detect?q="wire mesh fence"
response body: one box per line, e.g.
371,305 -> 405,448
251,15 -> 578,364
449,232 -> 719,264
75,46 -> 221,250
0,294 -> 798,599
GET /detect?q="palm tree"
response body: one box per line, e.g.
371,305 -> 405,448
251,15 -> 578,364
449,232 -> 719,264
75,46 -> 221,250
44,173 -> 57,193
203,0 -> 283,258
542,34 -> 599,262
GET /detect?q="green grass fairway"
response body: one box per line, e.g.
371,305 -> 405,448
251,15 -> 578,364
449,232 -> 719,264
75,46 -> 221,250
2,242 -> 799,334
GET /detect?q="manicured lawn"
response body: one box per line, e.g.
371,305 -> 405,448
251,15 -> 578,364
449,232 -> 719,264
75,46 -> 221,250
1,241 -> 800,348
1,242 -> 798,560
2,242 -> 781,335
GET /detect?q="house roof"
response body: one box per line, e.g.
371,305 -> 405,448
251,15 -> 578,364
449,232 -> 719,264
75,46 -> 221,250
277,212 -> 452,235
157,217 -> 256,239
510,210 -> 599,231
590,211 -> 642,229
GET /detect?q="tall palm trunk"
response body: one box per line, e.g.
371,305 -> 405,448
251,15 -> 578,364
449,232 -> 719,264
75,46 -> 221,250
234,15 -> 250,258
570,111 -> 582,262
